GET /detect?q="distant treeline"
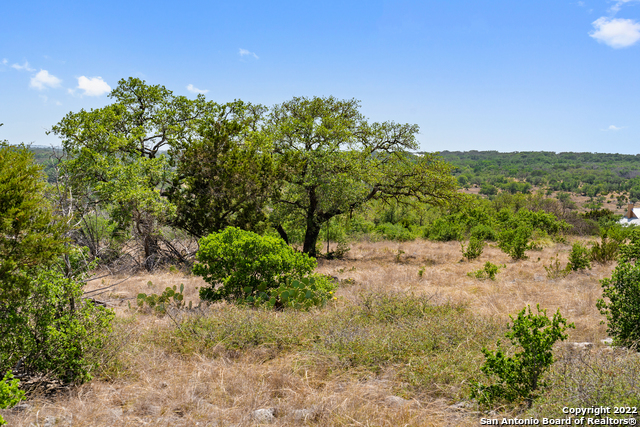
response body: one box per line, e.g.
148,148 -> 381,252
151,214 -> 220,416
428,151 -> 640,201
29,146 -> 63,183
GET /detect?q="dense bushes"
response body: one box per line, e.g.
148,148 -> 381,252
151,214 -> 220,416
597,230 -> 640,347
1,267 -> 114,383
194,227 -> 318,303
0,143 -> 113,383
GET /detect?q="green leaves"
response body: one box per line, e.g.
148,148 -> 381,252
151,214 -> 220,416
256,277 -> 336,310
49,78 -> 221,269
0,143 -> 66,300
0,144 -> 113,384
0,371 -> 25,425
193,227 -> 317,303
597,230 -> 640,347
137,284 -> 187,314
471,305 -> 573,407
166,101 -> 273,238
497,225 -> 533,260
267,96 -> 458,256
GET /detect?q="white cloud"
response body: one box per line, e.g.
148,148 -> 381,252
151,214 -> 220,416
76,76 -> 111,96
30,70 -> 62,90
186,84 -> 209,94
239,48 -> 259,59
609,0 -> 639,14
2,59 -> 7,65
590,17 -> 640,48
12,61 -> 35,72
601,125 -> 625,131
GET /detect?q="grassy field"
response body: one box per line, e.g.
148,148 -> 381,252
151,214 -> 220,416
3,239 -> 640,426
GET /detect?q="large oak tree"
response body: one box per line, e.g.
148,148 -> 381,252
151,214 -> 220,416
267,96 -> 458,257
50,78 -> 211,269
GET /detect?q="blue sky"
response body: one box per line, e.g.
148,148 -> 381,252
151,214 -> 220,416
1,0 -> 639,153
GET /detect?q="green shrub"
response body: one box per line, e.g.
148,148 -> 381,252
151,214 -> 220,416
1,267 -> 114,383
544,255 -> 570,279
468,262 -> 504,280
471,305 -> 574,407
567,242 -> 591,271
0,371 -> 25,425
0,144 -> 113,383
470,224 -> 497,241
461,236 -> 484,261
137,283 -> 195,314
425,218 -> 464,242
252,276 -> 336,310
498,225 -> 532,260
374,222 -> 416,241
597,232 -> 640,347
194,227 -> 317,303
590,227 -> 624,265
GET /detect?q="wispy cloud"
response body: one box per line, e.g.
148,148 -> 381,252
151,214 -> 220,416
12,61 -> 35,72
239,48 -> 259,59
609,0 -> 639,14
30,70 -> 62,90
2,59 -> 7,65
602,124 -> 626,131
76,76 -> 111,96
590,17 -> 640,47
186,84 -> 209,94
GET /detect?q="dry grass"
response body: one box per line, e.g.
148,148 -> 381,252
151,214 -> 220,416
318,238 -> 613,343
1,238 -> 625,426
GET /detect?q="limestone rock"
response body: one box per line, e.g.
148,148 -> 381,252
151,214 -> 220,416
251,407 -> 276,423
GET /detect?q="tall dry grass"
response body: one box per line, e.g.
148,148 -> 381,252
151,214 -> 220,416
1,238 -> 628,426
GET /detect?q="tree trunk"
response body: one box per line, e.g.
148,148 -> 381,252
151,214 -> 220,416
275,224 -> 289,245
144,234 -> 160,271
302,218 -> 322,258
302,187 -> 322,257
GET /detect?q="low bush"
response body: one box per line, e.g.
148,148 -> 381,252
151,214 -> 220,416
252,275 -> 336,310
194,227 -> 317,303
471,305 -> 574,407
470,224 -> 497,241
567,242 -> 591,271
1,267 -> 114,383
468,262 -> 504,280
544,255 -> 570,279
137,283 -> 192,314
591,227 -> 625,265
374,222 -> 416,241
498,225 -> 532,260
425,218 -> 464,242
461,236 -> 484,261
0,371 -> 24,426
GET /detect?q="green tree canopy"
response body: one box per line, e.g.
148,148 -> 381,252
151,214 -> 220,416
166,101 -> 275,238
0,143 -> 113,383
266,96 -> 458,256
0,142 -> 66,300
50,78 -> 216,269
